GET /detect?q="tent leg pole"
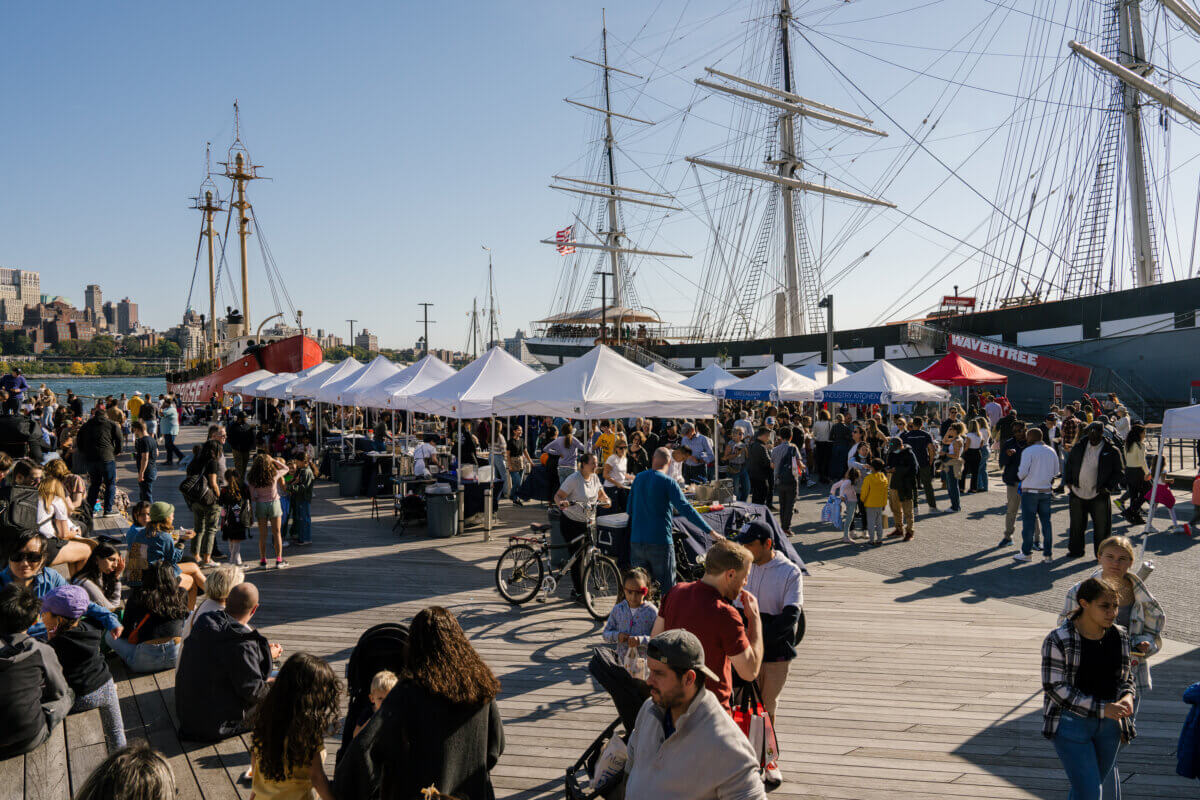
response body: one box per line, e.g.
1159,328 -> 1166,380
485,415 -> 495,541
456,419 -> 465,535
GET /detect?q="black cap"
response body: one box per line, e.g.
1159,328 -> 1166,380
647,630 -> 721,682
730,518 -> 773,544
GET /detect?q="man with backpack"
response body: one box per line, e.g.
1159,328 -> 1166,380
746,428 -> 774,507
0,459 -> 44,560
77,406 -> 123,518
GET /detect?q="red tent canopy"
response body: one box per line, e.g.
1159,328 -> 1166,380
914,352 -> 1008,387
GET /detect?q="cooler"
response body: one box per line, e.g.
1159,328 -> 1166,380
595,512 -> 630,569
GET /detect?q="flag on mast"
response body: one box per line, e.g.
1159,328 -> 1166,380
555,225 -> 576,255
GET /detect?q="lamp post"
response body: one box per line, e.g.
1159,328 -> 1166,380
594,269 -> 614,345
817,295 -> 834,386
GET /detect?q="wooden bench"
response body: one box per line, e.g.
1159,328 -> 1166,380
0,708 -> 108,800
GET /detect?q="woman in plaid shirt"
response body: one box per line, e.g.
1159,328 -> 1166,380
1043,577 -> 1136,800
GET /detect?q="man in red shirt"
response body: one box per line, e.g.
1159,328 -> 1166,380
652,538 -> 763,711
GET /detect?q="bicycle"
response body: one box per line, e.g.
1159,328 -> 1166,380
494,502 -> 622,621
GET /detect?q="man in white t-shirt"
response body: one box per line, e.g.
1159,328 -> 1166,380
412,436 -> 439,477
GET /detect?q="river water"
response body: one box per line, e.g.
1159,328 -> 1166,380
30,376 -> 168,400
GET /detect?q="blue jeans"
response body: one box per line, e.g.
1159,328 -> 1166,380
291,499 -> 312,543
1021,491 -> 1053,556
138,465 -> 157,503
631,541 -> 676,597
1052,712 -> 1122,800
732,468 -> 750,502
977,445 -> 990,491
491,453 -> 510,498
105,631 -> 179,673
942,468 -> 961,510
86,460 -> 117,514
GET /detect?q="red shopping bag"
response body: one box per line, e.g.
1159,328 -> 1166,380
732,681 -> 781,771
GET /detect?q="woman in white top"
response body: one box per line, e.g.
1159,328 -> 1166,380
412,437 -> 439,477
36,476 -> 95,576
963,418 -> 983,494
490,421 -> 511,500
811,410 -> 833,483
603,439 -> 631,512
554,453 -> 611,596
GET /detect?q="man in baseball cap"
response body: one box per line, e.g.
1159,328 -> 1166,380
625,629 -> 765,798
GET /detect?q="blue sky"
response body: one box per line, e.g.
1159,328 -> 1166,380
3,1 -> 1199,350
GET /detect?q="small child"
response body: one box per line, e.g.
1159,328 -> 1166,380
287,455 -> 315,546
219,470 -> 250,565
601,567 -> 658,661
352,669 -> 398,738
831,468 -> 860,543
1143,468 -> 1191,535
860,458 -> 890,547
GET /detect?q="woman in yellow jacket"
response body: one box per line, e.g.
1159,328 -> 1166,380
860,458 -> 890,548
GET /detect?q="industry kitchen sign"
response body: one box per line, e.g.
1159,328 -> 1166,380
947,333 -> 1092,389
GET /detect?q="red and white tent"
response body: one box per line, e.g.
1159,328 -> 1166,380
913,352 -> 1007,387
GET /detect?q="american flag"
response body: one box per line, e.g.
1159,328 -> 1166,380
555,225 -> 576,255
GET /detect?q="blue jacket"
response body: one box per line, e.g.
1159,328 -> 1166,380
628,469 -> 711,546
0,567 -> 120,639
1179,682 -> 1200,780
999,437 -> 1028,486
127,526 -> 183,578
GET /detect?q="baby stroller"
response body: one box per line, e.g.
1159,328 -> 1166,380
335,622 -> 410,764
565,646 -> 650,799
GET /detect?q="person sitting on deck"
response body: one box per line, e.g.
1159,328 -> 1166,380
0,583 -> 73,759
106,563 -> 190,674
175,581 -> 280,742
70,542 -> 124,611
124,502 -> 206,603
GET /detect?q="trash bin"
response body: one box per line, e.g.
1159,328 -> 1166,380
338,460 -> 365,497
427,489 -> 459,538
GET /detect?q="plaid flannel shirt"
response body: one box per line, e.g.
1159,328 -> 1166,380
1059,570 -> 1165,693
1060,416 -> 1080,450
1042,620 -> 1137,742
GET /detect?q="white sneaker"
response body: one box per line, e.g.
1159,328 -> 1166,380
1012,552 -> 1031,563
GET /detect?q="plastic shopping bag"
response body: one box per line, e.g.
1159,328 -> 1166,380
591,732 -> 628,791
622,643 -> 649,682
821,495 -> 843,528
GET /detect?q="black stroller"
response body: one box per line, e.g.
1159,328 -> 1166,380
565,646 -> 650,799
335,622 -> 410,764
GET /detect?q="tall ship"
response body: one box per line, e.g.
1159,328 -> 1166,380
526,0 -> 1200,418
167,105 -> 322,403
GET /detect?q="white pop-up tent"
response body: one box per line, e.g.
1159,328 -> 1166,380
288,357 -> 363,400
721,362 -> 818,402
359,354 -> 457,409
1142,403 -> 1200,541
310,361 -> 376,405
335,356 -> 405,406
224,369 -> 274,394
409,346 -> 538,418
794,362 -> 854,387
242,372 -> 296,398
815,359 -> 950,404
494,345 -> 717,419
681,363 -> 739,395
259,362 -> 334,400
645,362 -> 686,383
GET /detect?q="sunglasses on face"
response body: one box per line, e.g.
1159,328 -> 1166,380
9,552 -> 43,565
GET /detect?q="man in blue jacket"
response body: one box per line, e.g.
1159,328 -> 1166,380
628,448 -> 715,595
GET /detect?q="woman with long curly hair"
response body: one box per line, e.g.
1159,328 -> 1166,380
246,452 -> 291,570
249,652 -> 340,800
369,606 -> 504,800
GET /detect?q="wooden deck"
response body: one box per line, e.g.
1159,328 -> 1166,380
10,425 -> 1200,798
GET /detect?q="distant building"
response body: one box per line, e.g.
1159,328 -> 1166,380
117,297 -> 138,335
0,269 -> 40,325
504,329 -> 538,366
21,299 -> 94,353
318,332 -> 344,350
355,329 -> 379,352
84,284 -> 103,328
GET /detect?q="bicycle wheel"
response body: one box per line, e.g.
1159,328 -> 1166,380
582,553 -> 622,621
495,544 -> 544,604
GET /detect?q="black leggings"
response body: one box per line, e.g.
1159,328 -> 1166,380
559,515 -> 588,595
963,449 -> 981,492
1123,468 -> 1148,514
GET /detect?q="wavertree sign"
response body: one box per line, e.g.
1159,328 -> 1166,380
947,333 -> 1092,389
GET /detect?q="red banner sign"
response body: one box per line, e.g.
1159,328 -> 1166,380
941,295 -> 976,308
947,333 -> 1092,389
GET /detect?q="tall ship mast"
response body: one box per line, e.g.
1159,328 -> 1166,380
168,103 -> 322,403
526,0 -> 1200,417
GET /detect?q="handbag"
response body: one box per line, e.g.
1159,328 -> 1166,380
179,474 -> 216,506
732,681 -> 781,773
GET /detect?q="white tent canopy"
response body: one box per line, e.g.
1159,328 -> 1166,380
358,354 -> 457,409
243,372 -> 296,398
721,362 -> 818,402
681,363 -> 739,395
408,346 -> 538,418
224,369 -> 274,394
815,359 -> 950,404
335,356 -> 405,406
793,362 -> 854,386
287,357 -> 363,400
493,345 -> 718,419
258,362 -> 334,400
1161,404 -> 1200,438
644,362 -> 686,383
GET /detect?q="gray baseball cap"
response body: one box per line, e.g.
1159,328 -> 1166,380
647,629 -> 721,682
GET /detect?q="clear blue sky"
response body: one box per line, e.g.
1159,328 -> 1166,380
3,1 -> 1198,350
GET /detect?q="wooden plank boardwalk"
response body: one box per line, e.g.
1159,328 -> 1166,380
10,424 -> 1200,798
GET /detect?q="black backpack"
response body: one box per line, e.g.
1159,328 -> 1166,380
0,484 -> 41,559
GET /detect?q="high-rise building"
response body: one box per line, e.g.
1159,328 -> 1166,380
102,301 -> 116,328
354,329 -> 379,352
0,268 -> 41,324
84,284 -> 102,326
117,297 -> 138,334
